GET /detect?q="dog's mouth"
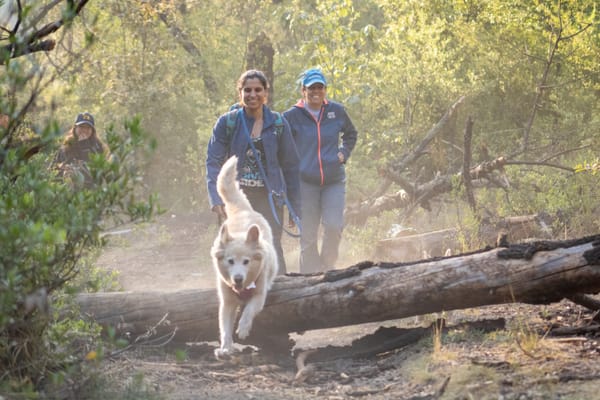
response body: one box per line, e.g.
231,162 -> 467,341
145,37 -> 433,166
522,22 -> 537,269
232,281 -> 255,291
230,281 -> 256,301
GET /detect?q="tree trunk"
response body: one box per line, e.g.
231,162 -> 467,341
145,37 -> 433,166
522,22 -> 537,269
77,236 -> 600,344
246,32 -> 275,105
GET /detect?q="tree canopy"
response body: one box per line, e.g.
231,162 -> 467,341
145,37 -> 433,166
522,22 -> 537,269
51,0 -> 599,222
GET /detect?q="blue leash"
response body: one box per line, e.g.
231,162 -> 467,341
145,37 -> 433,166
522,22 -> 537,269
238,109 -> 302,238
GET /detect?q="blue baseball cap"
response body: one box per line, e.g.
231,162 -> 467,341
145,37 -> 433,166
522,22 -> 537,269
75,112 -> 94,127
302,68 -> 327,87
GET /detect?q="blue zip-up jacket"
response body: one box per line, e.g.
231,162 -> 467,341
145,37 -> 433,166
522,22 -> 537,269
206,105 -> 301,218
283,99 -> 358,186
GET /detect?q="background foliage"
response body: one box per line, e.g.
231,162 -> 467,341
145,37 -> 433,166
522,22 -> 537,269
1,0 -> 599,396
54,0 -> 597,233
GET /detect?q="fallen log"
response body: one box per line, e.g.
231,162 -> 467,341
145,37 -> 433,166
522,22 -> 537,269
77,235 -> 600,344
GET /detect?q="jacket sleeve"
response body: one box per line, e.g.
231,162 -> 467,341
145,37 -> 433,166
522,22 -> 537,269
282,109 -> 296,139
54,147 -> 66,165
339,106 -> 358,162
206,115 -> 230,208
278,116 -> 302,219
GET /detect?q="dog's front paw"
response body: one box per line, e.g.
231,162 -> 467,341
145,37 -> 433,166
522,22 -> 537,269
236,319 -> 252,340
214,347 -> 232,360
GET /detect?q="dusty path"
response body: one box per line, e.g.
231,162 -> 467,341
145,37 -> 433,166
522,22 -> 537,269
95,214 -> 600,400
97,211 -> 304,292
97,212 -> 220,291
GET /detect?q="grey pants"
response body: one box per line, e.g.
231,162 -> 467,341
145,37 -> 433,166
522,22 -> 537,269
299,180 -> 346,273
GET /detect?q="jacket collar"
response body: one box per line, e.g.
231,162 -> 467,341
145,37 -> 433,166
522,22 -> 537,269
294,98 -> 329,108
243,104 -> 277,128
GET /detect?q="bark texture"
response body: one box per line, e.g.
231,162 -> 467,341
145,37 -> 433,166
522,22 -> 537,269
77,236 -> 600,344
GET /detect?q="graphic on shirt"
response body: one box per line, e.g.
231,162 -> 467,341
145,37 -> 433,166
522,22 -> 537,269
240,138 -> 266,187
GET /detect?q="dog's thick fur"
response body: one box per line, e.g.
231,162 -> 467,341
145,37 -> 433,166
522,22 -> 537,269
211,155 -> 278,358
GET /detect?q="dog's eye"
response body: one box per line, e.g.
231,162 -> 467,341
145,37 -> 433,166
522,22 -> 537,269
228,259 -> 235,265
243,259 -> 250,265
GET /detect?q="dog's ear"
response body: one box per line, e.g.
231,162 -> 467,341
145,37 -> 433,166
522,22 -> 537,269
246,225 -> 260,244
219,223 -> 233,244
214,249 -> 225,260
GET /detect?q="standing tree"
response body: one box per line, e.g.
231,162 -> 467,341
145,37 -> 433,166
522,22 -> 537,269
246,31 -> 275,104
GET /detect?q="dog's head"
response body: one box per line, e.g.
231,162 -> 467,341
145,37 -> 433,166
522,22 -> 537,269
212,223 -> 265,291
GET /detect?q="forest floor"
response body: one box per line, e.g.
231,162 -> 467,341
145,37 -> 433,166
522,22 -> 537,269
91,212 -> 600,400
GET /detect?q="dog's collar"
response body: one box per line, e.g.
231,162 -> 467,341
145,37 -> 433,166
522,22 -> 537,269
231,282 -> 256,301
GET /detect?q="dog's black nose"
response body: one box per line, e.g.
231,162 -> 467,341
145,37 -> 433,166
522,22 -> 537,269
234,275 -> 244,287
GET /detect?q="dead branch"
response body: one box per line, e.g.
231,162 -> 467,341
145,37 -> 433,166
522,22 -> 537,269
345,189 -> 410,225
346,157 -> 507,225
549,324 -> 600,336
1,0 -> 89,58
463,116 -> 476,212
347,148 -> 581,225
541,144 -> 592,163
504,160 -> 574,173
347,97 -> 469,224
520,14 -> 561,154
385,96 -> 465,182
567,294 -> 600,313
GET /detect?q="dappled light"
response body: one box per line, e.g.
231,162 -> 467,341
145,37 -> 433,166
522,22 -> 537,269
2,0 -> 600,398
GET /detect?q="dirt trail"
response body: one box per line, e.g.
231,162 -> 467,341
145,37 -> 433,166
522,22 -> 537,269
97,212 -> 218,292
95,214 -> 600,400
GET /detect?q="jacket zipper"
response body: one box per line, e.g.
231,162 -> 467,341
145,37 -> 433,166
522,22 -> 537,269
311,107 -> 325,185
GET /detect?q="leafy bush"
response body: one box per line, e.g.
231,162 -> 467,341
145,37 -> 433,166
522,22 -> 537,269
0,110 -> 158,395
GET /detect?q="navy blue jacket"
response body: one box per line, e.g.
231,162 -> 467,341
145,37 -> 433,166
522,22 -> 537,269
283,99 -> 357,186
206,105 -> 301,217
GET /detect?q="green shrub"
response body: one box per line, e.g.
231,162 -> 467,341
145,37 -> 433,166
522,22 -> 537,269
0,111 -> 158,395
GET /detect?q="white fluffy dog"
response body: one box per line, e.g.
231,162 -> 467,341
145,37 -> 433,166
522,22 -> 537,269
211,155 -> 278,358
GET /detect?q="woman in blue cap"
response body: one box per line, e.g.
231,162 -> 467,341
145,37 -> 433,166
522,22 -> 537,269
283,68 -> 358,273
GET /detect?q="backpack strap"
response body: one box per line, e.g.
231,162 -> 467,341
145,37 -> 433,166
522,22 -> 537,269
227,108 -> 284,137
272,111 -> 284,136
225,108 -> 239,138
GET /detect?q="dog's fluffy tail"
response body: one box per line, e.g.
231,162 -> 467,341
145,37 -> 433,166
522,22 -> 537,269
217,155 -> 253,213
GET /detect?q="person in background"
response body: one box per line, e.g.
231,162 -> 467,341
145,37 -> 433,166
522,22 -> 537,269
283,68 -> 358,273
206,69 -> 301,275
54,111 -> 108,187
